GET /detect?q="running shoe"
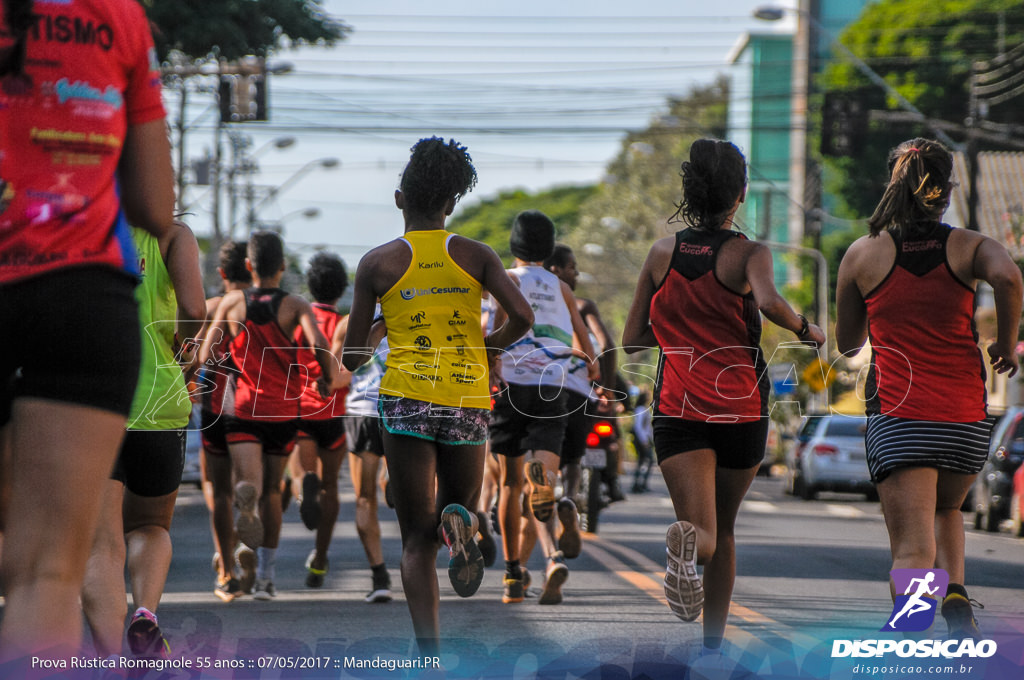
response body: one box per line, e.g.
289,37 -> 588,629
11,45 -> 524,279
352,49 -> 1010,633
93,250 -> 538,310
538,552 -> 568,605
366,571 -> 393,603
299,472 -> 322,531
234,481 -> 263,550
525,459 -> 555,522
305,550 -> 329,589
489,502 -> 501,536
941,590 -> 984,641
502,570 -> 525,604
236,545 -> 257,594
126,609 -> 170,659
522,567 -> 533,598
556,497 -> 582,559
439,503 -> 484,597
475,510 -> 497,567
252,579 -> 277,601
214,575 -> 243,603
664,520 -> 703,621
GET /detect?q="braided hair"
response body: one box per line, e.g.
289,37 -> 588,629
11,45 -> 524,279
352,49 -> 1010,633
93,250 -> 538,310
670,139 -> 747,231
868,138 -> 953,237
398,137 -> 477,217
0,0 -> 34,81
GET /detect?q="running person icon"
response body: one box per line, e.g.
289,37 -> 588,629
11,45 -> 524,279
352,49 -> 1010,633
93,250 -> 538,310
888,572 -> 939,628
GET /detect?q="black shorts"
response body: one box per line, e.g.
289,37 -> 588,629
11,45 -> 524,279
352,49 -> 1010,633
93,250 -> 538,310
200,408 -> 229,457
653,416 -> 768,470
559,390 -> 592,466
224,416 -> 298,457
112,429 -> 186,497
0,267 -> 141,426
297,417 -> 347,451
489,383 -> 569,457
345,414 -> 384,457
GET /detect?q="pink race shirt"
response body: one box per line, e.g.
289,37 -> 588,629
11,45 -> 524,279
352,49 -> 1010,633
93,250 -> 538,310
0,0 -> 165,284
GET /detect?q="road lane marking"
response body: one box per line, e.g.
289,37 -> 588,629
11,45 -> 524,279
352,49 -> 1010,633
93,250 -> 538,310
825,504 -> 865,518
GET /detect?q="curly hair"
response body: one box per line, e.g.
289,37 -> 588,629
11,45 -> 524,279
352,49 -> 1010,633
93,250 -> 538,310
670,139 -> 747,231
868,138 -> 953,237
543,243 -> 574,270
306,251 -> 348,304
0,0 -> 35,81
398,137 -> 478,217
218,240 -> 251,285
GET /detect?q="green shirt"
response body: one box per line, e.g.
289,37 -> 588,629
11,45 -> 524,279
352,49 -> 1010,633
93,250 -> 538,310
127,227 -> 191,429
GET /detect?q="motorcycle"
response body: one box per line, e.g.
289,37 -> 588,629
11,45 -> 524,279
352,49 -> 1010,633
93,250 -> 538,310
576,416 -> 621,533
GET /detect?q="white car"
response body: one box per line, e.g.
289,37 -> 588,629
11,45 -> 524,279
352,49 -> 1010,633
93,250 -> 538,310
784,414 -> 876,501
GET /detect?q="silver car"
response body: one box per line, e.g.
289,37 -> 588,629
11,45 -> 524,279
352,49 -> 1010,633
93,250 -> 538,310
785,414 -> 876,501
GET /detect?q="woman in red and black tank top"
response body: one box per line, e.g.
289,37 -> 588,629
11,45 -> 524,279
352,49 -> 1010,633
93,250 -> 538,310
623,139 -> 823,653
836,138 -> 1022,638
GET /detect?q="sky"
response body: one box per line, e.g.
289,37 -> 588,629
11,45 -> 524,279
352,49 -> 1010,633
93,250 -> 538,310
172,0 -> 797,268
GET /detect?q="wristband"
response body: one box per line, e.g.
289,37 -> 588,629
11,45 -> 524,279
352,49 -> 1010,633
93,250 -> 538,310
796,314 -> 810,339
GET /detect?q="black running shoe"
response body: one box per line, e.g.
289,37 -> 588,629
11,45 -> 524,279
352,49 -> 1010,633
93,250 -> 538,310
476,510 -> 497,567
299,472 -> 322,530
365,571 -> 393,603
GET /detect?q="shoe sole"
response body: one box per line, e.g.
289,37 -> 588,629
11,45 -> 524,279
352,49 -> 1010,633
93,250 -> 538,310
234,481 -> 263,550
252,587 -> 275,601
539,563 -> 568,605
305,551 -> 329,589
299,473 -> 322,531
126,618 -> 168,659
365,589 -> 393,604
941,594 -> 982,641
502,578 -> 525,604
525,460 -> 555,522
440,504 -> 484,598
236,546 -> 257,594
557,499 -> 582,559
665,520 -> 703,621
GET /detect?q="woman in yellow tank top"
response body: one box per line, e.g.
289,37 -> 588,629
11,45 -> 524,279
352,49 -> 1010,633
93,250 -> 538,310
343,137 -> 533,655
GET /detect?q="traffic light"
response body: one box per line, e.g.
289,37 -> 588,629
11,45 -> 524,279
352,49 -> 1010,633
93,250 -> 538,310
217,71 -> 269,123
821,91 -> 869,157
218,75 -> 235,123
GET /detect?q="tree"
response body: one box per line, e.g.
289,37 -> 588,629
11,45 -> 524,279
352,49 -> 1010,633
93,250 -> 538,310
819,0 -> 1024,218
144,0 -> 347,62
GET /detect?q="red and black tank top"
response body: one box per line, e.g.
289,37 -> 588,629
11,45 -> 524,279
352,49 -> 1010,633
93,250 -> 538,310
864,222 -> 986,421
226,288 -> 302,420
293,302 -> 348,420
650,228 -> 769,422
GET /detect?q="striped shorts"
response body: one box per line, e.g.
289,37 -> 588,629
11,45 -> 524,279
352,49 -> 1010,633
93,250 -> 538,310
864,414 -> 993,483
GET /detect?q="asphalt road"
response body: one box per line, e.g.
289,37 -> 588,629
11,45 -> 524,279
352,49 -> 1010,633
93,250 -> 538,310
117,467 -> 1024,679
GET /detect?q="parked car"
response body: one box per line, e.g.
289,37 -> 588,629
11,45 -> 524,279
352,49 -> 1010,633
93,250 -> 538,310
784,414 -> 875,501
973,407 -> 1024,532
1010,463 -> 1024,538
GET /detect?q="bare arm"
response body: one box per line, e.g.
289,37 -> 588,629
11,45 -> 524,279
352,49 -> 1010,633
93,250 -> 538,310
342,255 -> 381,372
118,119 -> 175,240
160,221 -> 207,343
974,237 -> 1023,376
293,297 -> 340,390
580,297 -> 617,389
746,243 -> 825,347
622,239 -> 669,352
835,241 -> 869,356
199,291 -> 241,366
481,250 -> 534,351
562,281 -> 599,382
330,315 -> 353,390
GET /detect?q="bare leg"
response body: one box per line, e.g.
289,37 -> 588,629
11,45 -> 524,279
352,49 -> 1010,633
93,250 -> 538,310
206,453 -> 236,580
478,448 -> 500,514
382,432 -> 441,654
525,450 -> 561,559
497,453 -> 526,563
934,471 -> 976,586
877,467 -> 939,598
1,399 -> 126,660
659,449 -> 719,563
349,451 -> 384,567
260,455 -> 289,550
701,464 -> 759,648
123,488 -> 178,614
309,446 -> 344,569
81,480 -> 127,658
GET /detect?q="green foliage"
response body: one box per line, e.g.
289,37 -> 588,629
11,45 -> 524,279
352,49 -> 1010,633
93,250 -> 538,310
447,185 -> 597,262
144,0 -> 347,62
819,0 -> 1024,218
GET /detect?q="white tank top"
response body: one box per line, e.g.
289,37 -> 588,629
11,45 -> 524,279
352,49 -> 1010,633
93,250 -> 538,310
500,265 -> 575,388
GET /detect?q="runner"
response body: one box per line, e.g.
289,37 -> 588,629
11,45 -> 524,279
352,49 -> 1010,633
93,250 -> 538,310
342,136 -> 532,654
622,139 -> 823,656
835,137 -> 1022,640
489,212 -> 599,606
198,241 -> 257,602
0,0 -> 174,660
81,220 -> 205,659
344,324 -> 394,602
200,230 -> 342,601
292,252 -> 352,589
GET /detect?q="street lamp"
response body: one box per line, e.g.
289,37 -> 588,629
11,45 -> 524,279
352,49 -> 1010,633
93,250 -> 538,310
255,207 -> 321,234
240,157 -> 340,233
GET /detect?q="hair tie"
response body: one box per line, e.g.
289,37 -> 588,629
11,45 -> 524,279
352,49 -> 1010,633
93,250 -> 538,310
908,147 -> 920,153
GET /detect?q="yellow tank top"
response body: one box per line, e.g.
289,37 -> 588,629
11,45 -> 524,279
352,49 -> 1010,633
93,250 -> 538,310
380,230 -> 490,409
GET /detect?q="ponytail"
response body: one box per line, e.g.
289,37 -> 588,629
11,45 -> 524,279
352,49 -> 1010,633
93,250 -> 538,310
867,138 -> 953,237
